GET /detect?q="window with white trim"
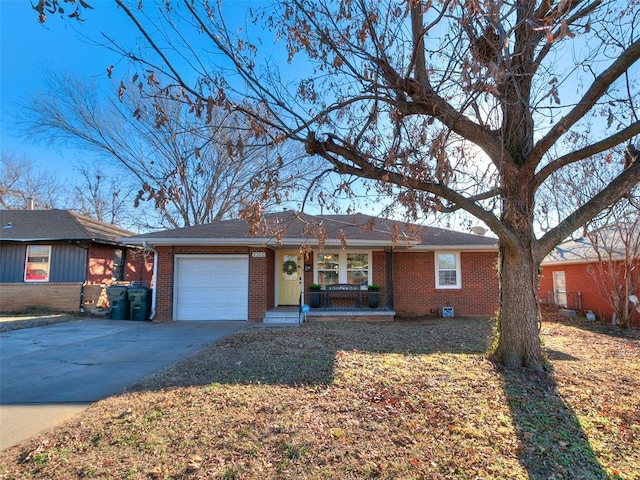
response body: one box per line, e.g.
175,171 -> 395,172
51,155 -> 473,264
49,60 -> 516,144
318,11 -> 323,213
316,251 -> 370,286
24,245 -> 51,282
435,252 -> 461,289
113,249 -> 125,281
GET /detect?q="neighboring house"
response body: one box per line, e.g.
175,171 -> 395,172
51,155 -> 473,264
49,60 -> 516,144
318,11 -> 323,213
539,230 -> 640,327
0,209 -> 153,313
122,212 -> 499,323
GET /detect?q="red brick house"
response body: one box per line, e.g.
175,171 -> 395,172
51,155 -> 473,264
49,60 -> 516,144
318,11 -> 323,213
0,209 -> 153,313
539,230 -> 640,327
123,212 -> 498,323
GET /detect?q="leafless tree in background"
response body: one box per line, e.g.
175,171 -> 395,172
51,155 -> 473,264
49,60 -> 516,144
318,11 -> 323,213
0,151 -> 63,210
586,209 -> 640,329
19,71 -> 316,229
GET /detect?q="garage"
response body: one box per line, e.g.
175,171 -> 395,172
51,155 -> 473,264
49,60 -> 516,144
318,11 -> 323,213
174,255 -> 249,321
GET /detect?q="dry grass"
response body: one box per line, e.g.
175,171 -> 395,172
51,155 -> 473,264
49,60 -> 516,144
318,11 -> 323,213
1,315 -> 638,480
0,312 -> 82,332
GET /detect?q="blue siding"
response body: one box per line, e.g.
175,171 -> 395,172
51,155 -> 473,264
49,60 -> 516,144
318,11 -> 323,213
0,242 -> 88,283
51,243 -> 87,282
0,244 -> 25,282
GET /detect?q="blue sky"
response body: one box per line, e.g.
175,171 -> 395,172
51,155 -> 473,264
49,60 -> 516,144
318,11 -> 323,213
0,0 -> 143,177
0,1 -> 283,179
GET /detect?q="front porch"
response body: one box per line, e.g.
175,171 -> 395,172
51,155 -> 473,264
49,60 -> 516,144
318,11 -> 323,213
263,306 -> 396,324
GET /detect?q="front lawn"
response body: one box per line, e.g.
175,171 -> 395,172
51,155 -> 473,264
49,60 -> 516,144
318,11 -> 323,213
1,317 -> 638,479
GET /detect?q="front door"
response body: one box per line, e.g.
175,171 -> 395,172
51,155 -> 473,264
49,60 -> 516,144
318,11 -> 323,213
553,271 -> 567,307
277,251 -> 301,305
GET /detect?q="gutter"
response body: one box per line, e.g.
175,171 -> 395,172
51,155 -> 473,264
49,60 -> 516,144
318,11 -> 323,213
122,237 -> 421,248
142,241 -> 158,321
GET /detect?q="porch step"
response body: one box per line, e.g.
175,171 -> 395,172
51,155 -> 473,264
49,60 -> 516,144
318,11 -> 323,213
263,309 -> 302,324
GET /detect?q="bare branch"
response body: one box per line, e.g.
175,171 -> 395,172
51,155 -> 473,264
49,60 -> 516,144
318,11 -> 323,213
531,38 -> 640,163
536,155 -> 640,261
536,121 -> 640,185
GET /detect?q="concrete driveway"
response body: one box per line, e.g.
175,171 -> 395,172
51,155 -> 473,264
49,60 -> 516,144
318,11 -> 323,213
0,318 -> 247,450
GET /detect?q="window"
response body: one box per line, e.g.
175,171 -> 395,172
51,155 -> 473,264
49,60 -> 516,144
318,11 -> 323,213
435,252 -> 461,289
316,251 -> 370,286
24,245 -> 51,282
346,253 -> 369,285
316,253 -> 339,285
113,249 -> 125,281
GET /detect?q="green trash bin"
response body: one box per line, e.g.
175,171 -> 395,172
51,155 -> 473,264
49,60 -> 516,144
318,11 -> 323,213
128,286 -> 151,321
107,285 -> 130,320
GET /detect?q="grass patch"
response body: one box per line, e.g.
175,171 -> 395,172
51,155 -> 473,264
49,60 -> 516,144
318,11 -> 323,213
0,317 -> 638,479
0,312 -> 79,332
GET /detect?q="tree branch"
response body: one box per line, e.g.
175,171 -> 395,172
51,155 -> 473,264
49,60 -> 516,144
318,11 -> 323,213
536,153 -> 640,262
306,132 -> 517,246
535,121 -> 640,185
531,38 -> 640,163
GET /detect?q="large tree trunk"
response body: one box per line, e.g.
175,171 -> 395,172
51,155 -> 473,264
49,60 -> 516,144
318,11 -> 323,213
493,240 -> 546,371
492,164 -> 546,371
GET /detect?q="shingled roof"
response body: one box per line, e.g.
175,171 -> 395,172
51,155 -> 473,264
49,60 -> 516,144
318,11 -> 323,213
542,226 -> 637,265
124,211 -> 497,250
0,210 -> 135,245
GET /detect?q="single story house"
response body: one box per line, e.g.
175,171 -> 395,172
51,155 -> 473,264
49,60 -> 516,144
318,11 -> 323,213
122,212 -> 499,323
539,229 -> 640,327
0,209 -> 153,313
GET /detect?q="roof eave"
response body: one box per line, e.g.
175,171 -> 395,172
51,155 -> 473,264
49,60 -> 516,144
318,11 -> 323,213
541,255 -> 626,266
120,236 -> 498,250
1,238 -> 124,245
120,237 -> 410,248
410,244 -> 498,252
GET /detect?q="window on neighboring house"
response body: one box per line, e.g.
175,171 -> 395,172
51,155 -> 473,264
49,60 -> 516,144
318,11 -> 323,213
435,252 -> 461,289
113,249 -> 125,281
316,252 -> 370,286
24,245 -> 51,282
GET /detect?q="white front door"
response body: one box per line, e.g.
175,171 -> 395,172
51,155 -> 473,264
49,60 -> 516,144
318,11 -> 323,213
277,251 -> 301,305
553,271 -> 567,307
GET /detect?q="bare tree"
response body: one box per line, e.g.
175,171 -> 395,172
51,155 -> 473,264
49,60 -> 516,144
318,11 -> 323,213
35,1 -> 640,370
539,147 -> 640,328
19,71 -> 314,229
585,207 -> 640,329
69,162 -> 131,225
0,151 -> 63,210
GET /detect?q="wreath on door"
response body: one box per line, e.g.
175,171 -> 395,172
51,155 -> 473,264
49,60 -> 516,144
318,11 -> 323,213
283,259 -> 297,276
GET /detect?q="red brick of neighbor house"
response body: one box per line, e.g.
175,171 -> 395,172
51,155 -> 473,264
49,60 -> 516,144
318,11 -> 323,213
539,261 -> 640,327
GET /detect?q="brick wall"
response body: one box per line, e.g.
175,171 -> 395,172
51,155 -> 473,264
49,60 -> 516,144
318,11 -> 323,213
150,246 -> 499,322
82,284 -> 109,309
0,283 -> 82,312
87,244 -> 115,283
372,250 -> 387,306
87,244 -> 153,285
539,261 -> 640,326
248,247 -> 273,322
392,251 -> 498,317
153,246 -> 175,322
125,248 -> 154,284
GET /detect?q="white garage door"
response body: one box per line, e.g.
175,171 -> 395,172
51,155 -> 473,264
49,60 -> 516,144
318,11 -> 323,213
174,255 -> 249,321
